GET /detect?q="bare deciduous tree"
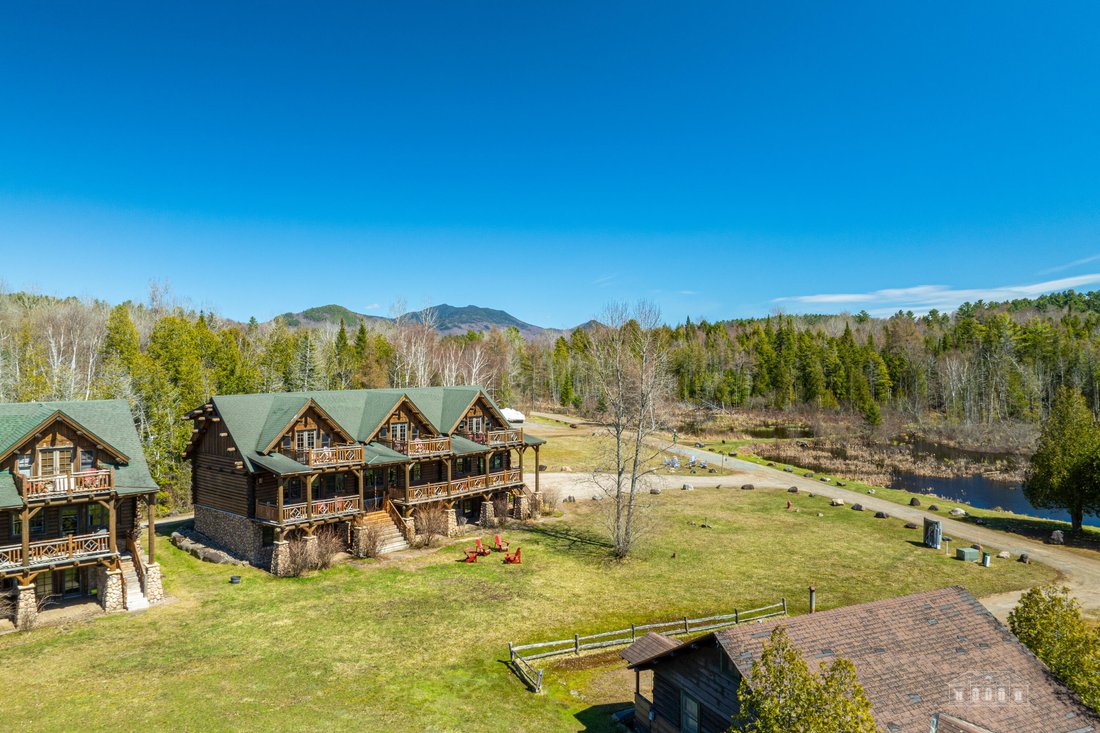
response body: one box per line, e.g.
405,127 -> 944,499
588,301 -> 671,558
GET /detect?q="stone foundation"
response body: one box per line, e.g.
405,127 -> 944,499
350,524 -> 371,558
269,540 -> 291,577
194,504 -> 265,564
445,507 -> 459,537
512,495 -> 531,520
15,584 -> 36,629
96,567 -> 124,612
479,500 -> 495,526
142,563 -> 165,605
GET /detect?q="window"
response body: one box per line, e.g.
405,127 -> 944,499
79,449 -> 96,471
39,447 -> 72,476
680,692 -> 701,733
12,513 -> 46,537
16,454 -> 32,477
296,430 -> 318,453
391,422 -> 408,445
321,432 -> 331,448
719,652 -> 737,678
388,467 -> 398,485
477,457 -> 485,474
60,507 -> 79,535
379,425 -> 389,440
87,504 -> 109,533
458,419 -> 466,432
61,568 -> 81,598
35,572 -> 52,599
412,464 -> 421,481
468,417 -> 483,435
282,435 -> 292,451
456,457 -> 467,473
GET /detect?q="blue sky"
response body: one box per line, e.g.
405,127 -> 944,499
2,2 -> 1099,327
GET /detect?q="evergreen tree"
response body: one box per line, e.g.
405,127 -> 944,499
1025,386 -> 1100,531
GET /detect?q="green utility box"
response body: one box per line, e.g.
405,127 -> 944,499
956,547 -> 980,562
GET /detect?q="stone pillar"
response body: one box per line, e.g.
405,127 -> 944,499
15,584 -> 36,629
302,533 -> 319,566
479,499 -> 495,526
269,540 -> 291,576
445,507 -> 459,537
530,492 -> 542,517
350,524 -> 372,558
142,563 -> 164,606
96,567 -> 124,612
513,495 -> 531,520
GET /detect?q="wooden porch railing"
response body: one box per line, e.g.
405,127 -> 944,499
16,468 -> 114,500
487,429 -> 524,447
297,444 -> 363,467
403,468 -> 523,503
255,495 -> 361,524
0,533 -> 113,569
407,436 -> 452,457
385,499 -> 415,544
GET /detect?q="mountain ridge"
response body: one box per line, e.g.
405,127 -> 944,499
275,303 -> 587,338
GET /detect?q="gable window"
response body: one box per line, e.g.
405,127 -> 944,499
458,419 -> 466,433
321,432 -> 331,448
296,430 -> 318,453
411,425 -> 420,440
719,652 -> 737,678
79,449 -> 96,471
282,435 -> 292,451
680,692 -> 701,733
391,422 -> 408,445
16,454 -> 32,477
468,417 -> 484,436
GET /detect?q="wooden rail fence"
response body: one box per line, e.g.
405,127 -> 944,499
507,599 -> 787,692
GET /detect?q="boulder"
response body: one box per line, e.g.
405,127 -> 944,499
1019,553 -> 1031,564
997,550 -> 1011,560
816,512 -> 824,517
740,484 -> 755,491
804,472 -> 815,478
909,497 -> 921,507
694,442 -> 704,448
783,467 -> 794,473
767,462 -> 775,467
681,483 -> 694,491
788,487 -> 799,494
830,499 -> 845,507
867,488 -> 876,495
650,487 -> 662,495
836,481 -> 846,487
929,504 -> 940,512
808,493 -> 815,498
820,477 -> 830,482
1050,530 -> 1065,545
708,468 -> 717,474
851,503 -> 864,512
538,464 -> 548,472
975,518 -> 985,525
904,522 -> 919,529
874,511 -> 888,519
561,466 -> 573,473
730,452 -> 738,457
949,508 -> 967,517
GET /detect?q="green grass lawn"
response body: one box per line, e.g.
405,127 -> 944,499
0,487 -> 1056,733
721,448 -> 1100,553
535,432 -> 740,478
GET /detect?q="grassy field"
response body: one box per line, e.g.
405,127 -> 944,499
0,486 -> 1056,733
532,429 -> 740,478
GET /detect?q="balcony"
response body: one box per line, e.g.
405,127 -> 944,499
488,429 -> 524,448
296,444 -> 363,467
255,495 -> 361,524
382,437 -> 452,458
15,468 -> 115,502
0,533 -> 114,570
402,468 -> 523,504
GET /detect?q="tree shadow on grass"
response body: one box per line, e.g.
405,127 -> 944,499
523,524 -> 615,560
574,702 -> 633,732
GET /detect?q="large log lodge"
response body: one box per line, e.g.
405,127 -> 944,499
0,400 -> 163,628
184,386 -> 545,575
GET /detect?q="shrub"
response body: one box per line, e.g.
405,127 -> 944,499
492,496 -> 511,528
415,503 -> 450,547
284,526 -> 346,576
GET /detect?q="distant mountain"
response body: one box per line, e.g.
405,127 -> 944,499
275,303 -> 581,338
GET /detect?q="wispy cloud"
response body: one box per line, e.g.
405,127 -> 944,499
774,274 -> 1100,314
591,274 -> 616,286
1038,254 -> 1100,276
363,303 -> 381,310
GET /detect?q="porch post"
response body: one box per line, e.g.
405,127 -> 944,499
277,477 -> 285,525
446,457 -> 453,486
484,451 -> 492,483
404,462 -> 412,503
20,507 -> 29,568
356,469 -> 364,507
534,445 -> 540,493
306,474 -> 316,520
519,446 -> 524,475
108,497 -> 117,554
146,496 -> 155,564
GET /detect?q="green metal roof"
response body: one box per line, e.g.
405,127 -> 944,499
450,434 -> 487,456
207,387 -> 533,474
247,451 -> 310,476
0,399 -> 159,506
524,433 -> 547,446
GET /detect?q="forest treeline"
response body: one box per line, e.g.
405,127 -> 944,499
3,287 -> 1100,508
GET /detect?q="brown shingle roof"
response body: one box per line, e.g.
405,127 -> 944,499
933,714 -> 998,733
713,586 -> 1099,733
620,632 -> 682,666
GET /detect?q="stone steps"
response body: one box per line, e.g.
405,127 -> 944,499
360,511 -> 410,554
119,555 -> 150,610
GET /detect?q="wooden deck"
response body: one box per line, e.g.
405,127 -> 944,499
0,533 -> 114,570
15,468 -> 114,501
401,468 -> 523,505
255,495 -> 361,524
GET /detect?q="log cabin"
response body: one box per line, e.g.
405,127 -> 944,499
183,386 -> 546,575
0,400 -> 163,628
624,586 -> 1100,733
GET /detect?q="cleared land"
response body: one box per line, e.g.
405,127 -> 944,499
0,485 -> 1055,733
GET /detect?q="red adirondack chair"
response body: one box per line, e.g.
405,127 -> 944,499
492,534 -> 509,552
474,538 -> 491,556
504,547 -> 522,565
463,548 -> 479,563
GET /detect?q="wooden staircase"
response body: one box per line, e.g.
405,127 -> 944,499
361,511 -> 411,554
119,555 -> 149,610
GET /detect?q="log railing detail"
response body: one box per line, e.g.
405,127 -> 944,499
401,469 -> 522,504
256,495 -> 361,524
487,429 -> 524,447
297,444 -> 363,467
407,437 -> 452,458
16,468 -> 114,500
0,533 -> 113,568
